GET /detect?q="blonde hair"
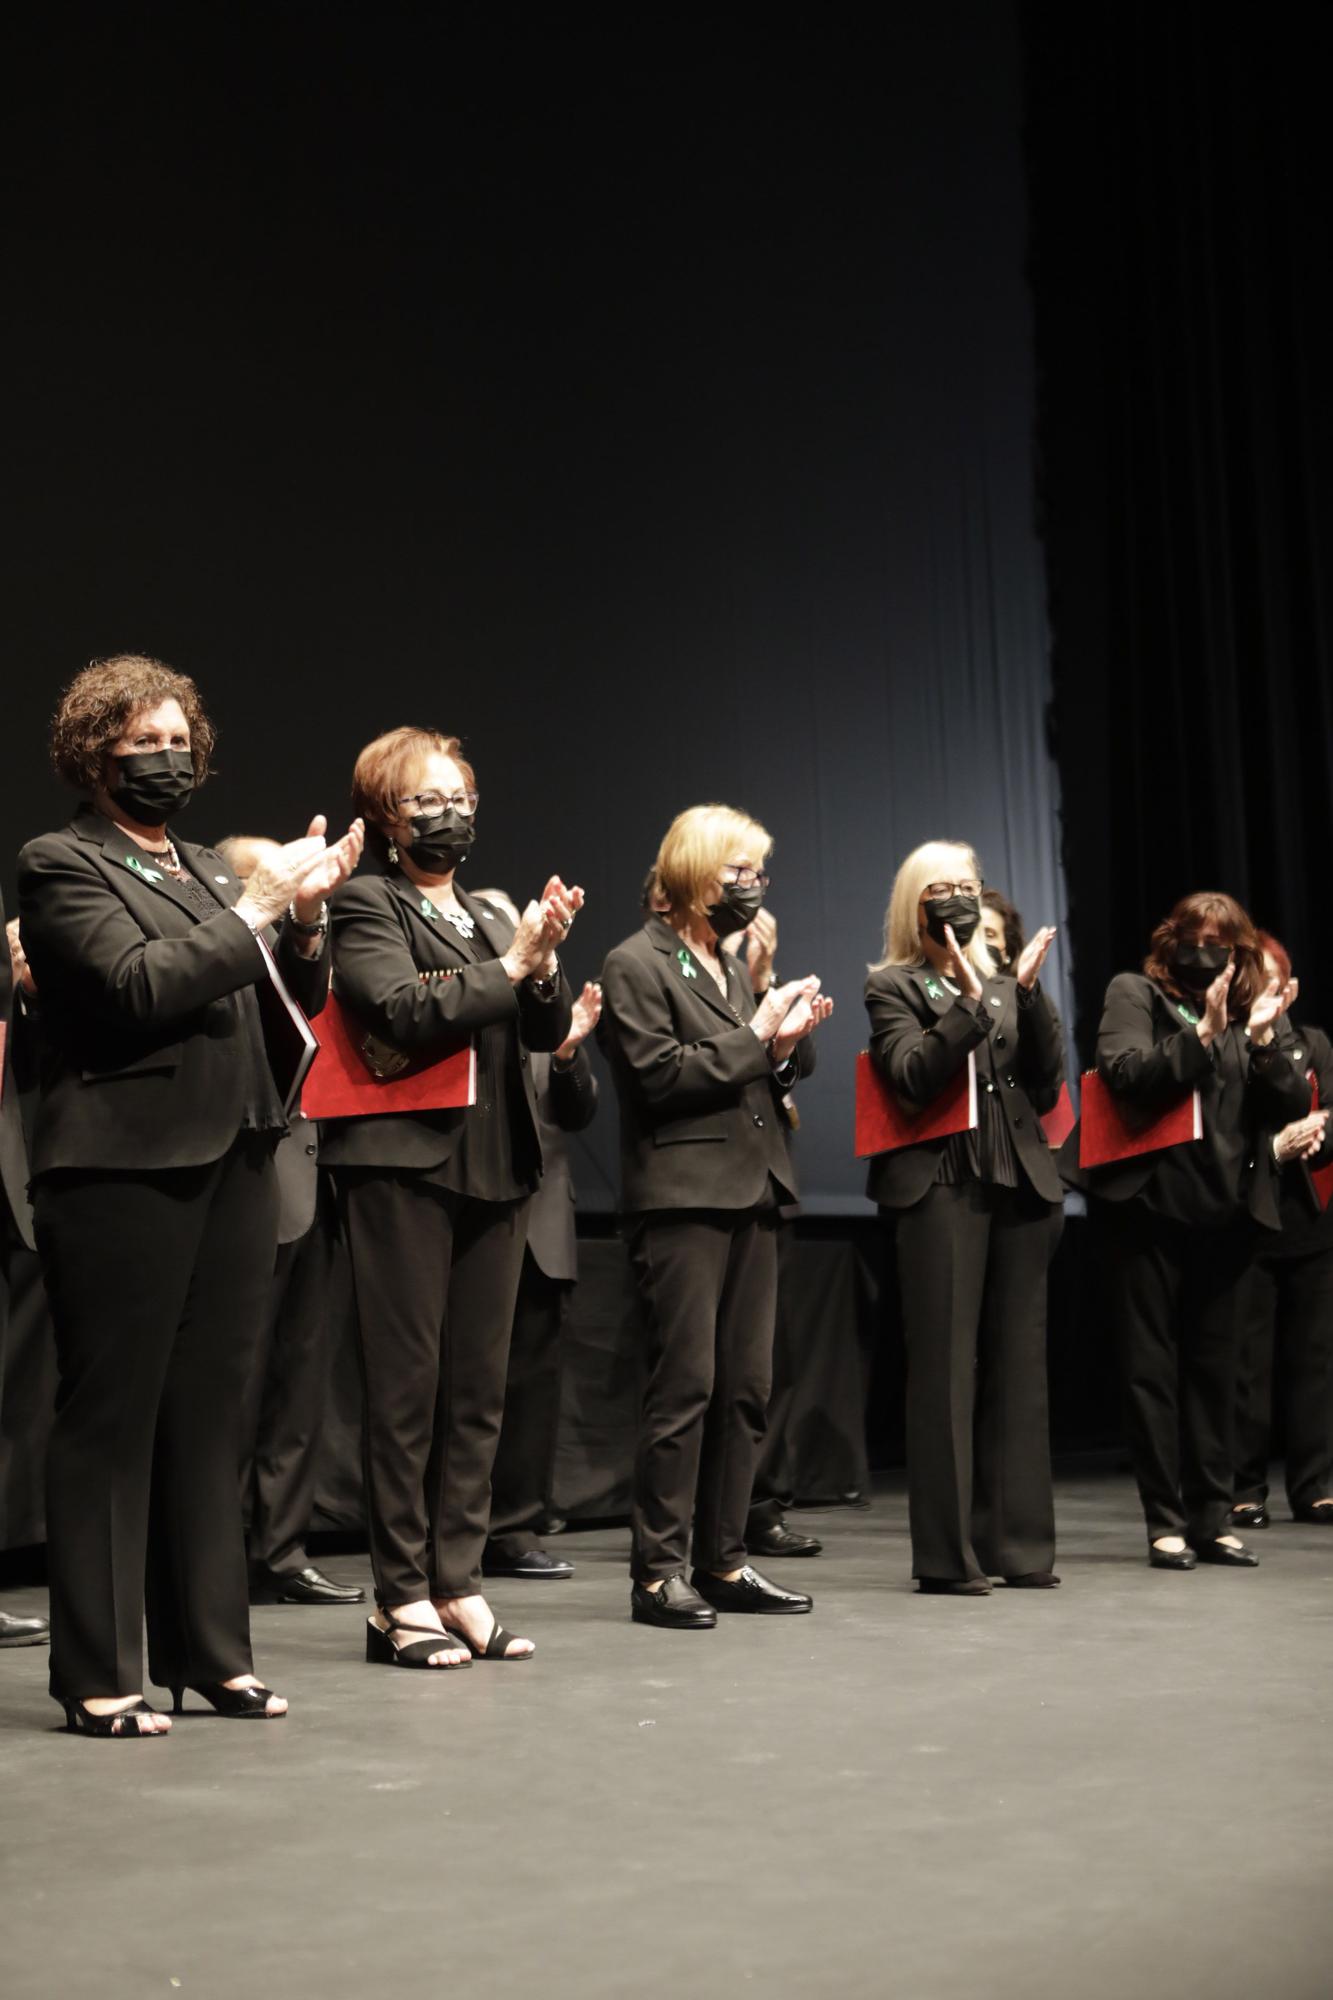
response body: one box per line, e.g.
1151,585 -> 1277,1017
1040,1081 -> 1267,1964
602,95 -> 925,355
655,804 -> 773,924
870,838 -> 994,976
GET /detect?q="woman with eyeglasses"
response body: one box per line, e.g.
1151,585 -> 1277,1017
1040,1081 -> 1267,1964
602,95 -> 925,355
864,841 -> 1065,1595
322,728 -> 581,1667
599,805 -> 833,1629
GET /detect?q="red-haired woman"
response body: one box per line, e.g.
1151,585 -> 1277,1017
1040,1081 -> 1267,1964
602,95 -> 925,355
1231,932 -> 1333,1529
1088,893 -> 1311,1569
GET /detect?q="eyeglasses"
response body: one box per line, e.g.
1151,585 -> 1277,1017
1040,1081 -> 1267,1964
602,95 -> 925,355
721,865 -> 770,891
397,790 -> 479,818
923,879 -> 982,898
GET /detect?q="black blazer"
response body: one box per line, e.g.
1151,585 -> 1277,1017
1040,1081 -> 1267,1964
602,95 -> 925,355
599,916 -> 811,1214
525,1046 -> 599,1283
17,809 -> 330,1177
863,963 -> 1065,1209
0,886 -> 35,1249
1067,971 -> 1309,1225
1256,1016 -> 1333,1235
318,875 -> 572,1173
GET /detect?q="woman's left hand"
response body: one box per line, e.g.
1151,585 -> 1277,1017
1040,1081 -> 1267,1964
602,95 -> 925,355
1014,925 -> 1057,991
555,981 -> 602,1059
292,817 -> 365,923
534,876 -> 586,976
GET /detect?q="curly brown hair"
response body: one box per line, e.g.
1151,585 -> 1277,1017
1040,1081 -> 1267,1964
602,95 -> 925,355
50,655 -> 217,794
1143,891 -> 1265,1020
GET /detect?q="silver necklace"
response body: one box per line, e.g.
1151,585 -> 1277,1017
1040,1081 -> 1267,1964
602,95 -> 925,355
421,893 -> 475,939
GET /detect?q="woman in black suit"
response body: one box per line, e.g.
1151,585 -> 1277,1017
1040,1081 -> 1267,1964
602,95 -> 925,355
324,727 -> 580,1668
1084,893 -> 1310,1569
18,655 -> 362,1735
864,840 -> 1065,1596
599,804 -> 832,1630
1229,931 -> 1333,1529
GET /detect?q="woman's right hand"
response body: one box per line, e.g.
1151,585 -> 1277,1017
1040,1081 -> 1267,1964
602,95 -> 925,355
234,820 -> 333,929
751,975 -> 820,1044
942,924 -> 983,1001
500,877 -> 585,984
1196,962 -> 1234,1048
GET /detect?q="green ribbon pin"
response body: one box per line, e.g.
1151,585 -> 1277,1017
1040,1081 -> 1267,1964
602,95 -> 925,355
924,976 -> 943,1000
677,947 -> 697,981
124,854 -> 163,884
421,897 -> 436,919
1176,1001 -> 1199,1025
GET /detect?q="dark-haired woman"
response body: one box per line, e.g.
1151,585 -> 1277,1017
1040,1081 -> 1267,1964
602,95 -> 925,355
18,655 -> 362,1735
1231,932 -> 1333,1530
323,727 -> 579,1668
980,889 -> 1025,975
1086,894 -> 1311,1570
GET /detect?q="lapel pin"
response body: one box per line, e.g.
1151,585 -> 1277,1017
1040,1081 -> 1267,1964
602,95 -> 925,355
123,854 -> 163,884
677,948 -> 697,980
214,875 -> 229,885
989,995 -> 1002,1008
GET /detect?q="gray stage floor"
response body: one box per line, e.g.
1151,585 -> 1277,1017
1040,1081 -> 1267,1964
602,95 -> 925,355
2,1474 -> 1332,2000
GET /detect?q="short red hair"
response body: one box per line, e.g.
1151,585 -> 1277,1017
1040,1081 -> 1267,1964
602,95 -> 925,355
1254,929 -> 1292,989
350,727 -> 477,862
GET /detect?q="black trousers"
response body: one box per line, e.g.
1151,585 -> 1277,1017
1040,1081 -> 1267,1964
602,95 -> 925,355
33,1138 -> 277,1698
486,1250 -> 569,1557
892,1181 -> 1061,1582
241,1171 -> 341,1576
747,1219 -> 797,1533
1101,1201 -> 1255,1543
1234,1243 -> 1333,1511
340,1172 -> 529,1604
626,1206 -> 778,1582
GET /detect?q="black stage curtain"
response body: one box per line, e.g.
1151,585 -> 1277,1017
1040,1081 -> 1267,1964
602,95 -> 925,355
1021,2 -> 1333,1057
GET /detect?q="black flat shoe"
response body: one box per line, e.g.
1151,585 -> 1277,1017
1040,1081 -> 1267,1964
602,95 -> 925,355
1291,1502 -> 1333,1524
1191,1539 -> 1259,1568
0,1610 -> 49,1647
1228,1503 -> 1270,1531
365,1614 -> 472,1669
748,1521 -> 823,1559
1002,1572 -> 1061,1588
171,1681 -> 287,1716
917,1576 -> 991,1595
630,1574 -> 716,1629
1149,1544 -> 1197,1570
690,1566 -> 813,1615
255,1564 -> 366,1606
481,1548 -> 575,1580
58,1697 -> 164,1738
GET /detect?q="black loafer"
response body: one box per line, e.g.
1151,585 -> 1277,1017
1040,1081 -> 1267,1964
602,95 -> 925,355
1149,1544 -> 1197,1570
917,1576 -> 991,1595
257,1565 -> 366,1605
748,1521 -> 823,1559
1229,1503 -> 1270,1530
631,1574 -> 716,1629
690,1566 -> 812,1614
1291,1502 -> 1333,1524
0,1609 -> 49,1647
1192,1539 -> 1259,1567
482,1548 -> 574,1580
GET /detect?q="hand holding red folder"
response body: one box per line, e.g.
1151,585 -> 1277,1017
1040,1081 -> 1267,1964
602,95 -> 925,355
1078,1070 -> 1201,1169
302,992 -> 476,1119
855,1050 -> 977,1159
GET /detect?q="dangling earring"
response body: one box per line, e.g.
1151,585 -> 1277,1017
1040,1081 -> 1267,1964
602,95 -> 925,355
387,839 -> 399,865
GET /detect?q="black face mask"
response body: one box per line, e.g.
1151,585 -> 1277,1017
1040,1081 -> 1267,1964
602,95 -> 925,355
706,882 -> 764,940
923,894 -> 981,948
406,809 -> 475,872
1174,942 -> 1231,989
110,749 -> 196,822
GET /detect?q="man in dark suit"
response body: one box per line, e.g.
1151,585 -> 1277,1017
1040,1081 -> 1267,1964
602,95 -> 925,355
219,836 -> 364,1608
0,908 -> 49,1646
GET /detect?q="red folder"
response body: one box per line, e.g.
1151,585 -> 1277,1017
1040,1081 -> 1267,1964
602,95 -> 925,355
855,1050 -> 977,1159
1078,1070 -> 1201,1169
1305,1070 -> 1333,1212
1040,1080 -> 1076,1150
301,992 -> 476,1119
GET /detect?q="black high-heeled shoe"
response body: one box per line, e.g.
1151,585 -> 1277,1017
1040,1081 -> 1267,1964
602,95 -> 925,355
365,1613 -> 473,1670
170,1681 -> 286,1717
58,1696 -> 165,1738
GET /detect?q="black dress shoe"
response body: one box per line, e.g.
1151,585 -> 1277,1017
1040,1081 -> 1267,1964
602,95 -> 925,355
631,1574 -> 716,1629
0,1609 -> 49,1647
1291,1502 -> 1333,1524
1191,1538 -> 1259,1567
1149,1544 -> 1197,1570
258,1565 -> 366,1605
482,1548 -> 574,1580
1229,1502 -> 1270,1530
690,1566 -> 813,1614
917,1576 -> 991,1595
1002,1571 -> 1061,1588
748,1520 -> 823,1559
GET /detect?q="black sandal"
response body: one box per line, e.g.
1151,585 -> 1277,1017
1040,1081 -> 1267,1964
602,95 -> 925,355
462,1618 -> 534,1663
59,1696 -> 165,1738
365,1614 -> 473,1670
170,1682 -> 287,1717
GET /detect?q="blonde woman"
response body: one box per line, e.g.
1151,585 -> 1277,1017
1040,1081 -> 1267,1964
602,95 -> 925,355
864,841 -> 1064,1595
600,805 -> 832,1628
